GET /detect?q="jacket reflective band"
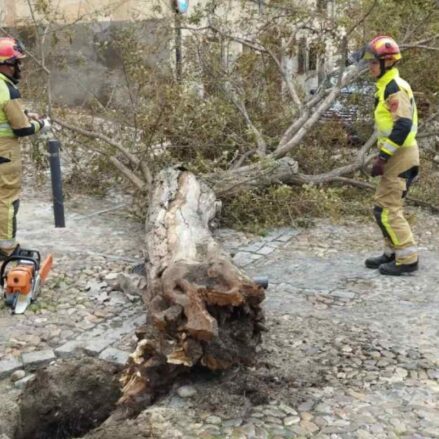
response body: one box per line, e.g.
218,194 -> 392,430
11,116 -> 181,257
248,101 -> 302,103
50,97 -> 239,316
376,124 -> 418,138
0,74 -> 15,137
0,122 -> 13,137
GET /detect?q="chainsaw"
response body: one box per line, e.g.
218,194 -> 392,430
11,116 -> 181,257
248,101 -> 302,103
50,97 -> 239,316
0,249 -> 53,314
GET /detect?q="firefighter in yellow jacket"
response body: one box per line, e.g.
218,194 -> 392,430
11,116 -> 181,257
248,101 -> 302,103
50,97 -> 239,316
363,36 -> 419,275
0,37 -> 49,260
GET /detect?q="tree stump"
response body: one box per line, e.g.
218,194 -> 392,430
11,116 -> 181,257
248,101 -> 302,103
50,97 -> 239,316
119,168 -> 266,411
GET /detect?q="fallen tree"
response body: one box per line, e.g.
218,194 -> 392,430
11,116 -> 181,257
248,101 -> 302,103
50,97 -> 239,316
118,167 -> 266,413
13,0 -> 439,418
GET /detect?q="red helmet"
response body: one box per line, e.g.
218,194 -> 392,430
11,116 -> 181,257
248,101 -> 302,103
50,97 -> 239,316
363,36 -> 401,62
0,37 -> 26,64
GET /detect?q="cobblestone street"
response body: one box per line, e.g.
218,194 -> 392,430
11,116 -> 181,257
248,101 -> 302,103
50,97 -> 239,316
1,187 -> 439,438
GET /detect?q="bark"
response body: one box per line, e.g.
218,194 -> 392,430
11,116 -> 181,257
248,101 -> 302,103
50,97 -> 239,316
207,156 -> 299,197
118,167 -> 266,412
206,132 -> 375,197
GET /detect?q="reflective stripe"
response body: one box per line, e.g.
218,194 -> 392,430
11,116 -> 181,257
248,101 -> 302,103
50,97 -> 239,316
7,203 -> 13,239
381,208 -> 399,245
0,121 -> 13,137
376,124 -> 417,138
395,246 -> 417,257
381,142 -> 398,155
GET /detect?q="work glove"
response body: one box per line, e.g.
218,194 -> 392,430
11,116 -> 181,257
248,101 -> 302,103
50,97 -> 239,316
371,156 -> 388,177
38,117 -> 52,134
25,111 -> 42,121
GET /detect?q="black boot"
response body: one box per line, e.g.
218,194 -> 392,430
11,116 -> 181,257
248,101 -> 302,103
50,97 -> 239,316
365,253 -> 395,269
379,260 -> 419,276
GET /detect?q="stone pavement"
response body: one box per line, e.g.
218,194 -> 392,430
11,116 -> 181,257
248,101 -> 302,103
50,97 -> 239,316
1,186 -> 439,438
0,189 -> 146,382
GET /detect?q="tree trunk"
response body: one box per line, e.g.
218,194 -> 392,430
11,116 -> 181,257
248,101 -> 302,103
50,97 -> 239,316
118,167 -> 266,412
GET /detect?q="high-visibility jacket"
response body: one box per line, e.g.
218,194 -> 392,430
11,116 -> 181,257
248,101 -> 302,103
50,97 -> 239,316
374,67 -> 418,158
0,73 -> 42,139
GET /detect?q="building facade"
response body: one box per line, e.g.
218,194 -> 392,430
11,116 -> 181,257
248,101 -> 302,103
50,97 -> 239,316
0,0 -> 338,104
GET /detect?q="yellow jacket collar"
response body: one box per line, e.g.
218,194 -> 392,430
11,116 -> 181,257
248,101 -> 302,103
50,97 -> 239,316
0,72 -> 15,85
376,67 -> 399,87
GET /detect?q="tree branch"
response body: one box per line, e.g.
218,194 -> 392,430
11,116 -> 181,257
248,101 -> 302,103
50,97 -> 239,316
265,46 -> 302,108
272,65 -> 366,158
108,156 -> 146,192
331,177 -> 439,213
54,118 -> 140,167
227,88 -> 267,156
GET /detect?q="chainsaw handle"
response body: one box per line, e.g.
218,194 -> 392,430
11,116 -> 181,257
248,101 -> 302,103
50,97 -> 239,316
0,256 -> 39,288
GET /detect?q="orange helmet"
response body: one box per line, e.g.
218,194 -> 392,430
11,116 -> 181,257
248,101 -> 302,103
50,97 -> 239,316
0,37 -> 26,64
363,36 -> 401,62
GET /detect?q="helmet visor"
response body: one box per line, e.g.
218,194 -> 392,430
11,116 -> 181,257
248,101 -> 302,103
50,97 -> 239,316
13,39 -> 26,59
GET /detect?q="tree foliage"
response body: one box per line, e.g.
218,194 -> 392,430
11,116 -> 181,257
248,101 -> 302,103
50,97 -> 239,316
9,0 -> 439,227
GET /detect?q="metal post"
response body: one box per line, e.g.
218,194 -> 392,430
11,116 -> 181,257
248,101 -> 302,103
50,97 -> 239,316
47,139 -> 65,228
175,12 -> 182,82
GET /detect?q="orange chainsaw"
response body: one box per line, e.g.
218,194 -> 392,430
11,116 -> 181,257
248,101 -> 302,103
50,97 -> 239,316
1,249 -> 53,314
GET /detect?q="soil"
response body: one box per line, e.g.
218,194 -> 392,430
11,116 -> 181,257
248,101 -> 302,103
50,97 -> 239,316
16,358 -> 121,439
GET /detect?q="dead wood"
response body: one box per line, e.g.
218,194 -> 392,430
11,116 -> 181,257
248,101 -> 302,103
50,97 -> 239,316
118,167 -> 266,413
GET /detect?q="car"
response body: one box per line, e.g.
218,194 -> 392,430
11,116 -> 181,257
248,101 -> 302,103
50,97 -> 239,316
311,72 -> 374,145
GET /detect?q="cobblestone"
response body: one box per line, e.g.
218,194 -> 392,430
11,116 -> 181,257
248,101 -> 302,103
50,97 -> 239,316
0,357 -> 23,379
21,349 -> 56,369
98,347 -> 130,366
2,188 -> 439,437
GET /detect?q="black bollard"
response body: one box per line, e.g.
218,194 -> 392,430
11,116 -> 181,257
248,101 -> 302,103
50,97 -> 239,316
48,139 -> 65,228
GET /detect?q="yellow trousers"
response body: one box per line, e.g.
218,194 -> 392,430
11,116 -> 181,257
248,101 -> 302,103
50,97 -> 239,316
0,138 -> 21,254
373,145 -> 419,265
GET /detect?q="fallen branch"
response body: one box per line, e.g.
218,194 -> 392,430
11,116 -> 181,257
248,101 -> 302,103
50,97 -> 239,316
331,177 -> 439,213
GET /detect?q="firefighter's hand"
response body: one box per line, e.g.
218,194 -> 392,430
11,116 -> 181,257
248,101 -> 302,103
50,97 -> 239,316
371,156 -> 387,177
38,117 -> 52,134
26,111 -> 42,121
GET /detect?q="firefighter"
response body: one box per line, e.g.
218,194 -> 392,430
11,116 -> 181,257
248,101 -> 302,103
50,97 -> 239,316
363,36 -> 419,275
0,37 -> 49,260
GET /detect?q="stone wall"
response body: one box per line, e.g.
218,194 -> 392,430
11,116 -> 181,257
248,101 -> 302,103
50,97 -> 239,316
14,19 -> 171,107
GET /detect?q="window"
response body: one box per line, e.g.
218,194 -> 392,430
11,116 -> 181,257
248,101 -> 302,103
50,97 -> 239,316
297,38 -> 307,74
309,44 -> 318,71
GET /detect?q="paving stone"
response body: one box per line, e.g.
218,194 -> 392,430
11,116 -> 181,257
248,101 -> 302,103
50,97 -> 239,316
330,291 -> 356,300
240,242 -> 265,253
284,416 -> 300,426
10,370 -> 26,382
83,338 -> 113,356
54,340 -> 83,358
176,385 -> 197,398
256,246 -> 276,256
0,357 -> 23,379
98,347 -> 130,366
233,252 -> 258,267
205,415 -> 222,425
14,374 -> 35,389
21,349 -> 56,369
274,229 -> 299,242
